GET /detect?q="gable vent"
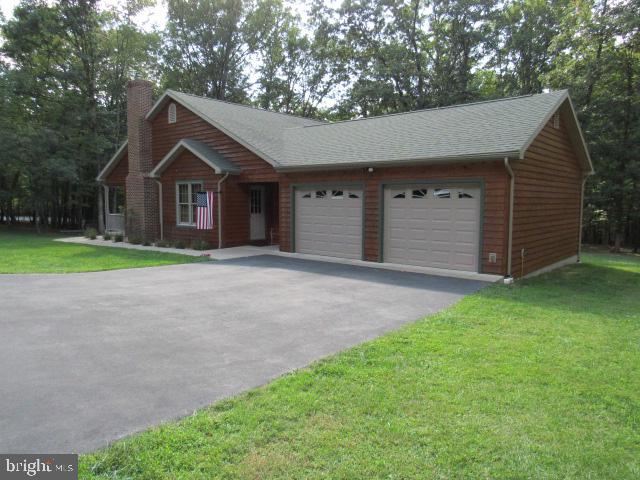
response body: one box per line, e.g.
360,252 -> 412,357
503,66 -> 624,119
553,112 -> 560,129
168,103 -> 177,124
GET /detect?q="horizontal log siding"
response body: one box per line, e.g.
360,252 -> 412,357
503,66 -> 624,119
222,176 -> 250,247
103,152 -> 128,186
151,102 -> 277,183
511,116 -> 583,277
279,162 -> 509,275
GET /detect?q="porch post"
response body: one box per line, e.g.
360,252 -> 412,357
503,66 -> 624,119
103,185 -> 109,233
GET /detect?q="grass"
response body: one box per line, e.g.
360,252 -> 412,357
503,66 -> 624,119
78,252 -> 640,479
0,229 -> 207,273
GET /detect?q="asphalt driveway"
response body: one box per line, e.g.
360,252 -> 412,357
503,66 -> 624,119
0,255 -> 489,453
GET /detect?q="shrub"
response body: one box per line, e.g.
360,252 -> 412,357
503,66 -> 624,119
142,240 -> 151,246
155,239 -> 172,248
84,228 -> 97,240
174,240 -> 186,249
113,233 -> 124,242
102,232 -> 111,241
128,236 -> 142,245
191,239 -> 211,250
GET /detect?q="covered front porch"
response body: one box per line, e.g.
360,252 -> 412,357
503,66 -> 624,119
103,184 -> 125,234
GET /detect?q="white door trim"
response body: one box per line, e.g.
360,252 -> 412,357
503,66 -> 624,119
249,185 -> 266,240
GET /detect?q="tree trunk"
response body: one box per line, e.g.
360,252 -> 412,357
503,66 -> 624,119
613,232 -> 623,252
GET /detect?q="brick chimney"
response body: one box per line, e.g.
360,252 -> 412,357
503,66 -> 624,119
125,79 -> 158,241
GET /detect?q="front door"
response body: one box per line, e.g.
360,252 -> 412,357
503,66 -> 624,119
249,185 -> 266,240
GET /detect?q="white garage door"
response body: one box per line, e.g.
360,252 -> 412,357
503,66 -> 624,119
383,184 -> 481,271
294,187 -> 363,259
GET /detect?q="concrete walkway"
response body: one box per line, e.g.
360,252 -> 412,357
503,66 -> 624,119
57,237 -> 502,282
57,236 -> 278,260
1,255 -> 490,453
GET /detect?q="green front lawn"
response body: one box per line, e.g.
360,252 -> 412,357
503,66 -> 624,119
80,252 -> 640,479
0,229 -> 207,273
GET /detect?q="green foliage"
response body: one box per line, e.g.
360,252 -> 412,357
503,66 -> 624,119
0,228 -> 207,273
84,227 -> 97,239
173,239 -> 186,249
80,252 -> 640,478
155,239 -> 172,248
113,233 -> 123,242
102,232 -> 111,240
162,0 -> 251,101
128,236 -> 142,245
0,0 -> 158,230
190,238 -> 211,250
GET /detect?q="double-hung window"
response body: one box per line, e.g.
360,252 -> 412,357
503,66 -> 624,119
176,181 -> 202,226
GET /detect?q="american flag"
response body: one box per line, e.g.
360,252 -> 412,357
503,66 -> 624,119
195,191 -> 215,230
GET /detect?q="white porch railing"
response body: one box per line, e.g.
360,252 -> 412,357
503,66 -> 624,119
105,213 -> 125,233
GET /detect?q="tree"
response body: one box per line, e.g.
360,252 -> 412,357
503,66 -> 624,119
162,0 -> 252,100
548,0 -> 639,250
254,0 -> 347,117
1,0 -> 158,230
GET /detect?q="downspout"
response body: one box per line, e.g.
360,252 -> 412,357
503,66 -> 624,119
154,179 -> 163,240
504,157 -> 515,283
578,174 -> 588,263
217,173 -> 230,249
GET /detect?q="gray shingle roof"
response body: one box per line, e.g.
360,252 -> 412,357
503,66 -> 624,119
149,138 -> 241,177
279,90 -> 569,169
147,90 -> 324,166
146,89 -> 593,173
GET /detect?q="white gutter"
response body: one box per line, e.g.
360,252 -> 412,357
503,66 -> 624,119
217,173 -> 230,248
504,157 -> 515,282
154,179 -> 163,240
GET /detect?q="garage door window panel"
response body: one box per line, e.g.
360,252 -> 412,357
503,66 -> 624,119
434,189 -> 451,199
412,189 -> 428,199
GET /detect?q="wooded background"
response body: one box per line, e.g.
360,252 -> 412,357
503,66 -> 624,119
0,0 -> 638,249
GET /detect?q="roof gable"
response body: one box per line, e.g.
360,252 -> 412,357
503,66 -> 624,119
149,139 -> 241,178
142,89 -> 592,174
145,90 -> 324,167
97,141 -> 127,182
